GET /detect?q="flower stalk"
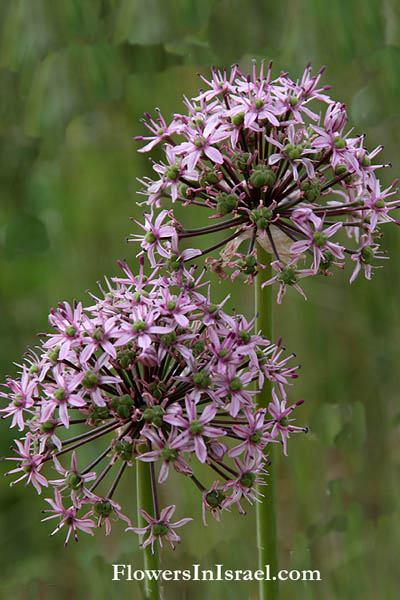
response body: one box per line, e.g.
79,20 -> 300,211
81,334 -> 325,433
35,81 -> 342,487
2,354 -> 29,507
136,457 -> 160,600
256,246 -> 278,600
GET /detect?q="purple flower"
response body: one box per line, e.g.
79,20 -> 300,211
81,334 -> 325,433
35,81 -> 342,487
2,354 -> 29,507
165,397 -> 223,463
41,489 -> 95,545
267,390 -> 307,456
127,505 -> 192,553
132,61 -> 398,302
1,262 -> 305,549
5,433 -> 48,494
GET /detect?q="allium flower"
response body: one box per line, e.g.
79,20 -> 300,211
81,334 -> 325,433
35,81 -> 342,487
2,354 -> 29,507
41,489 -> 95,545
1,262 -> 305,548
128,504 -> 192,552
132,61 -> 399,302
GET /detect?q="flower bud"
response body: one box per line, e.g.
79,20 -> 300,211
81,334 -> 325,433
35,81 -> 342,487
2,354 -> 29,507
313,232 -> 326,248
229,377 -> 242,391
165,165 -> 180,180
240,471 -> 256,488
189,419 -> 204,435
250,167 -> 276,188
193,370 -> 211,389
361,246 -> 374,263
152,523 -> 169,536
65,325 -> 76,338
333,135 -> 346,149
94,500 -> 113,517
206,489 -> 225,508
232,112 -> 245,126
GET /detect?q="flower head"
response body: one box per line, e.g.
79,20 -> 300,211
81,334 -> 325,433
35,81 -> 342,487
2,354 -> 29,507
1,262 -> 305,547
132,62 -> 399,302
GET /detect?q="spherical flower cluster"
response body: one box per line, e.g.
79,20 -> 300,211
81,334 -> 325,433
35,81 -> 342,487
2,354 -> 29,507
133,61 -> 399,302
1,261 -> 305,549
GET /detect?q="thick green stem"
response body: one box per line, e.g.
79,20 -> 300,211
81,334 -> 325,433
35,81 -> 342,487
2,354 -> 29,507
256,245 -> 279,600
136,458 -> 161,600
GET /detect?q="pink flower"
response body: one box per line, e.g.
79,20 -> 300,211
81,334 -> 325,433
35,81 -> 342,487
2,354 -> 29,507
165,397 -> 223,463
127,505 -> 192,553
42,489 -> 95,545
267,390 -> 307,456
5,433 -> 48,494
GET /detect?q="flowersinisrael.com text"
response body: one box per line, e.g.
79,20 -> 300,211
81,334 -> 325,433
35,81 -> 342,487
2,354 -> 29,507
112,563 -> 321,582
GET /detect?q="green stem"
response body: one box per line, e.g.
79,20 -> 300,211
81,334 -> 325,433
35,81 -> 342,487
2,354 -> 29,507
256,245 -> 279,600
136,458 -> 161,600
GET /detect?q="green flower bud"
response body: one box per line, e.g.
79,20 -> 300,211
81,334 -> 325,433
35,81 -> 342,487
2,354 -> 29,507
334,163 -> 347,176
82,371 -> 99,388
133,290 -> 149,302
193,370 -> 211,389
216,192 -> 238,215
361,246 -> 374,263
92,328 -> 103,342
132,320 -> 147,333
65,325 -> 76,338
249,167 -> 276,188
94,500 -> 113,517
194,138 -> 203,149
313,232 -> 326,248
149,382 -> 167,400
240,472 -> 256,488
287,146 -> 302,160
206,489 -> 225,508
375,199 -> 385,209
145,231 -> 156,244
165,165 -> 180,180
289,96 -> 299,106
40,421 -> 55,433
208,304 -> 219,315
29,364 -> 39,374
239,330 -> 251,343
280,416 -> 289,427
13,395 -> 23,407
192,340 -> 205,357
168,253 -> 182,272
250,430 -> 263,443
200,168 -> 219,186
189,419 -> 204,435
161,331 -> 177,345
160,447 -> 178,461
48,346 -> 60,362
232,112 -> 245,126
333,136 -> 346,149
54,388 -> 66,401
143,408 -> 154,421
167,300 -> 176,311
255,98 -> 264,109
66,472 -> 82,489
115,439 -> 133,461
362,155 -> 371,167
319,250 -> 334,272
229,377 -> 243,391
152,523 -> 169,536
278,267 -> 297,285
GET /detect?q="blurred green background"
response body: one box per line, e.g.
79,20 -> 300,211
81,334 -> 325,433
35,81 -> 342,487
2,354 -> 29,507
1,1 -> 400,599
